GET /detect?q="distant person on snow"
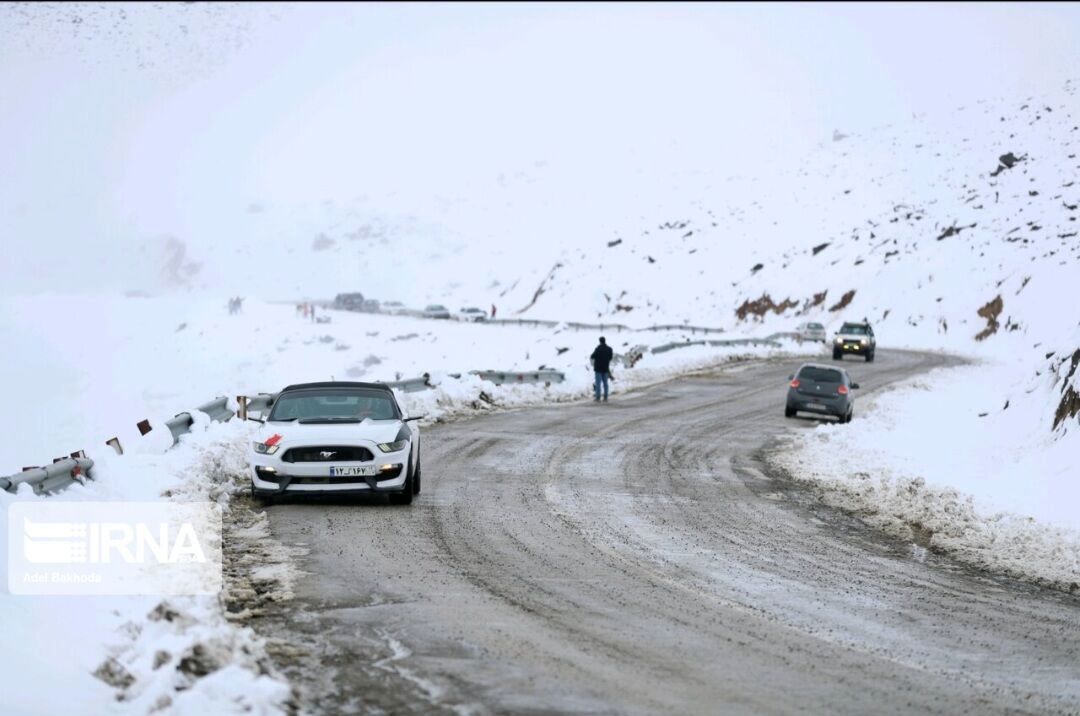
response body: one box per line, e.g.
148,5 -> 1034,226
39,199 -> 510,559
590,336 -> 614,402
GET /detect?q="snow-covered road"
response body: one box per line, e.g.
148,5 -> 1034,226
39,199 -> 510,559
247,349 -> 1080,715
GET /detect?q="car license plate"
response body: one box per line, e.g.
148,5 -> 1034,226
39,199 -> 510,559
807,403 -> 826,411
330,466 -> 378,477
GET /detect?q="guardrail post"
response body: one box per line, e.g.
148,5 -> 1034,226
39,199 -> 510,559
106,437 -> 123,455
237,396 -> 249,421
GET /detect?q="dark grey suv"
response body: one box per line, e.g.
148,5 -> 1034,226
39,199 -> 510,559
832,321 -> 876,361
784,363 -> 860,423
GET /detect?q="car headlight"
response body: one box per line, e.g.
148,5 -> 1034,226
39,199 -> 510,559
860,338 -> 867,345
834,337 -> 842,343
377,439 -> 409,453
253,442 -> 280,455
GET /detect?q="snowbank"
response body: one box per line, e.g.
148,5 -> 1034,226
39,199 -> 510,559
769,350 -> 1080,591
0,418 -> 295,716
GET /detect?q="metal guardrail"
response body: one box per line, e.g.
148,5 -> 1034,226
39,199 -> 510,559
384,376 -> 432,393
652,340 -> 709,354
650,331 -> 805,355
640,324 -> 727,335
0,457 -> 95,495
196,396 -> 235,422
470,369 -> 566,386
565,321 -> 631,332
163,397 -> 236,446
487,318 -> 561,329
764,331 -> 803,342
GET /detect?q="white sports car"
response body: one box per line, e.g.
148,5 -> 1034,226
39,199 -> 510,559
249,382 -> 422,504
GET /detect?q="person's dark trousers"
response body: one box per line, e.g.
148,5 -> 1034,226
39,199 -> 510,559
594,371 -> 610,401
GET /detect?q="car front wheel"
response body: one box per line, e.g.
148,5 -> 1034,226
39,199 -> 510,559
390,463 -> 415,505
250,484 -> 271,506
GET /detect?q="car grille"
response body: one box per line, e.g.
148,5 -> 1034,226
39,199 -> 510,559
281,446 -> 374,463
257,468 -> 402,485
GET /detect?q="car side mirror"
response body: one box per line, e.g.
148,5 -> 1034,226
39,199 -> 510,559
851,383 -> 860,390
788,374 -> 794,380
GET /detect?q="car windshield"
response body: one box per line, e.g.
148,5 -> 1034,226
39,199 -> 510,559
797,367 -> 843,383
808,323 -> 824,329
269,389 -> 400,421
840,324 -> 868,335
427,305 -> 446,311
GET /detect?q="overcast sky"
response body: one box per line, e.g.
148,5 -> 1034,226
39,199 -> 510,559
3,2 -> 1080,294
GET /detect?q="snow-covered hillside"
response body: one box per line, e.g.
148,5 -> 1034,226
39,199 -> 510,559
492,84 -> 1079,334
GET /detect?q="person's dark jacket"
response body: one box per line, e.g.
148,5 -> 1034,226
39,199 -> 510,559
591,344 -> 614,374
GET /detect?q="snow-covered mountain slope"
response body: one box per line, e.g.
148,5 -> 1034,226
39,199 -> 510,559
492,82 -> 1079,334
170,80 -> 1079,353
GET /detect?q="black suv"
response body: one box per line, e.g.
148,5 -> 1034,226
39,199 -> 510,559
832,321 -> 876,362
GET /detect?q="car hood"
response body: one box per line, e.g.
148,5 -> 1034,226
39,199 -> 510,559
255,419 -> 404,446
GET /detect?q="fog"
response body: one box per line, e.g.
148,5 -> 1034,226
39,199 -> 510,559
3,2 -> 1079,298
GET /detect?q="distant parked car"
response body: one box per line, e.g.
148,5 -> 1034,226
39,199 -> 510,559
795,321 -> 827,343
360,299 -> 381,313
382,301 -> 407,315
832,321 -> 876,361
334,293 -> 365,311
457,307 -> 488,322
785,363 -> 859,423
423,304 -> 451,320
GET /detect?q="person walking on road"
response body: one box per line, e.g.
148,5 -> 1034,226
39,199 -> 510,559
590,336 -> 614,402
